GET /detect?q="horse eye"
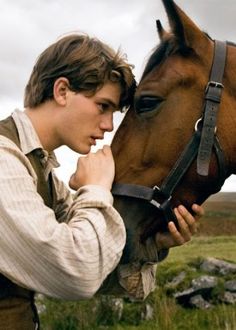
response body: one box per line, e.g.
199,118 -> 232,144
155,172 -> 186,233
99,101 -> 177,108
135,96 -> 162,114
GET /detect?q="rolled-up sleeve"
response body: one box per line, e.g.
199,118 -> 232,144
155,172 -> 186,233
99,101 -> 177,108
0,138 -> 126,300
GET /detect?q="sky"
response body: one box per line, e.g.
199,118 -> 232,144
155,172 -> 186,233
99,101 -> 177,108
0,0 -> 235,192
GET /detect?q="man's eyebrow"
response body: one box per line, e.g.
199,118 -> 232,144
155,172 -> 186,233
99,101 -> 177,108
101,98 -> 119,110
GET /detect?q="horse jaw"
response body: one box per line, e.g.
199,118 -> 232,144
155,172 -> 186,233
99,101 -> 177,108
113,196 -> 168,262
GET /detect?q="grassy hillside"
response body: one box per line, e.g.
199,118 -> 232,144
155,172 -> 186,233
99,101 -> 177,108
197,192 -> 236,236
40,236 -> 236,330
40,194 -> 236,330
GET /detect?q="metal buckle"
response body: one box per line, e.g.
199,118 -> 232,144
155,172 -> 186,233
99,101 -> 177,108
150,199 -> 161,208
150,186 -> 161,209
205,81 -> 224,93
150,186 -> 171,209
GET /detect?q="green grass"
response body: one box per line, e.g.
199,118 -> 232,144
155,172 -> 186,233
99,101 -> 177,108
39,236 -> 236,330
105,305 -> 236,330
167,236 -> 236,263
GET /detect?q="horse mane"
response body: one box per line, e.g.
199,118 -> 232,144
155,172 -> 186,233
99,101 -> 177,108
227,40 -> 236,47
142,31 -> 236,81
205,31 -> 236,48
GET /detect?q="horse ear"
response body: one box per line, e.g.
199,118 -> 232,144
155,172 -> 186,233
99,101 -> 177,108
156,20 -> 169,41
162,0 -> 209,52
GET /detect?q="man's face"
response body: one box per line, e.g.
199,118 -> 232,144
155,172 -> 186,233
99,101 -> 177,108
58,81 -> 121,154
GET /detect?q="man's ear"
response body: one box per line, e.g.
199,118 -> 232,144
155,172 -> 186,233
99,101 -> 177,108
53,77 -> 70,106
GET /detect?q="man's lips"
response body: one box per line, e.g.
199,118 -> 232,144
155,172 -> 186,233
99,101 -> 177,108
90,136 -> 103,145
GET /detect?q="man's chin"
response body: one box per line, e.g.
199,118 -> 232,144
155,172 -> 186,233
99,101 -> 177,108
80,146 -> 92,154
71,144 -> 91,155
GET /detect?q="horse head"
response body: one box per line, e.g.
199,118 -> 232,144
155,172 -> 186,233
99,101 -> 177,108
111,0 -> 236,262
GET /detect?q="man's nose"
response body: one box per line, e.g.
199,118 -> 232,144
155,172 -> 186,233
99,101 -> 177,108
100,112 -> 114,132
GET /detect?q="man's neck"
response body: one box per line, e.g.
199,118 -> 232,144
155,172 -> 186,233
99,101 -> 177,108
24,103 -> 60,152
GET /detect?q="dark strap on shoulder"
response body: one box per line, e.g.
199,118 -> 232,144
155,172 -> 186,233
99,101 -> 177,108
0,116 -> 53,208
0,116 -> 21,148
27,151 -> 53,208
0,116 -> 53,301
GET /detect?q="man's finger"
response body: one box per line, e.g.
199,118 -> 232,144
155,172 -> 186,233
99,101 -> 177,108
168,221 -> 185,246
192,204 -> 204,219
177,205 -> 197,235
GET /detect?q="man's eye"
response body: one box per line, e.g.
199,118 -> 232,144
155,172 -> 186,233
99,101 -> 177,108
98,103 -> 109,112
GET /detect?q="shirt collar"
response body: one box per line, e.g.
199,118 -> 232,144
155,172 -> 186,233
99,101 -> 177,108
11,109 -> 60,172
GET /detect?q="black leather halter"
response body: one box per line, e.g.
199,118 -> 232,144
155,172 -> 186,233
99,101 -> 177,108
112,40 -> 227,228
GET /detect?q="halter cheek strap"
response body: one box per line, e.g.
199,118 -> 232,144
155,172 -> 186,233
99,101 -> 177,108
197,40 -> 227,176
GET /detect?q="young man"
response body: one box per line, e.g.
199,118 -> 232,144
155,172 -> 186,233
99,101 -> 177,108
0,33 -> 203,328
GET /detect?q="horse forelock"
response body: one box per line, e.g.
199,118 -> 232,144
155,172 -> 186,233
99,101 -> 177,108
141,40 -> 174,79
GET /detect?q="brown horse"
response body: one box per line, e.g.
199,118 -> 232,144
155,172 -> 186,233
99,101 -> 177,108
111,0 -> 236,261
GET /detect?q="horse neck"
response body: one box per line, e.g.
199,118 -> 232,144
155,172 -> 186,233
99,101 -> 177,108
221,44 -> 236,175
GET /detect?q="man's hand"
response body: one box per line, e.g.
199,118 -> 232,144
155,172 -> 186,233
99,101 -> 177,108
69,145 -> 115,191
155,204 -> 204,250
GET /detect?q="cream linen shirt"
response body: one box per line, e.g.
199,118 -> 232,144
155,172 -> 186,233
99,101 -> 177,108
0,109 -> 126,300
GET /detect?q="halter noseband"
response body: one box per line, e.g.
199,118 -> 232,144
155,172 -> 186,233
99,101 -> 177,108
112,40 -> 227,232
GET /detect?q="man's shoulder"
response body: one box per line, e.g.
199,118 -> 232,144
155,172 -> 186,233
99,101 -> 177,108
0,134 -> 20,149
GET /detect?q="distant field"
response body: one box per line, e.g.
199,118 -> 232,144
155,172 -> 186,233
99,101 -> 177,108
198,192 -> 236,236
167,236 -> 236,263
206,192 -> 236,203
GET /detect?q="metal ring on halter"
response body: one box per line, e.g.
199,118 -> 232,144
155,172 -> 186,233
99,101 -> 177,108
195,118 -> 203,132
194,118 -> 217,134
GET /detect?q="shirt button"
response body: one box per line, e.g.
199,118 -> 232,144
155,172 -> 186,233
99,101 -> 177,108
35,149 -> 45,159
